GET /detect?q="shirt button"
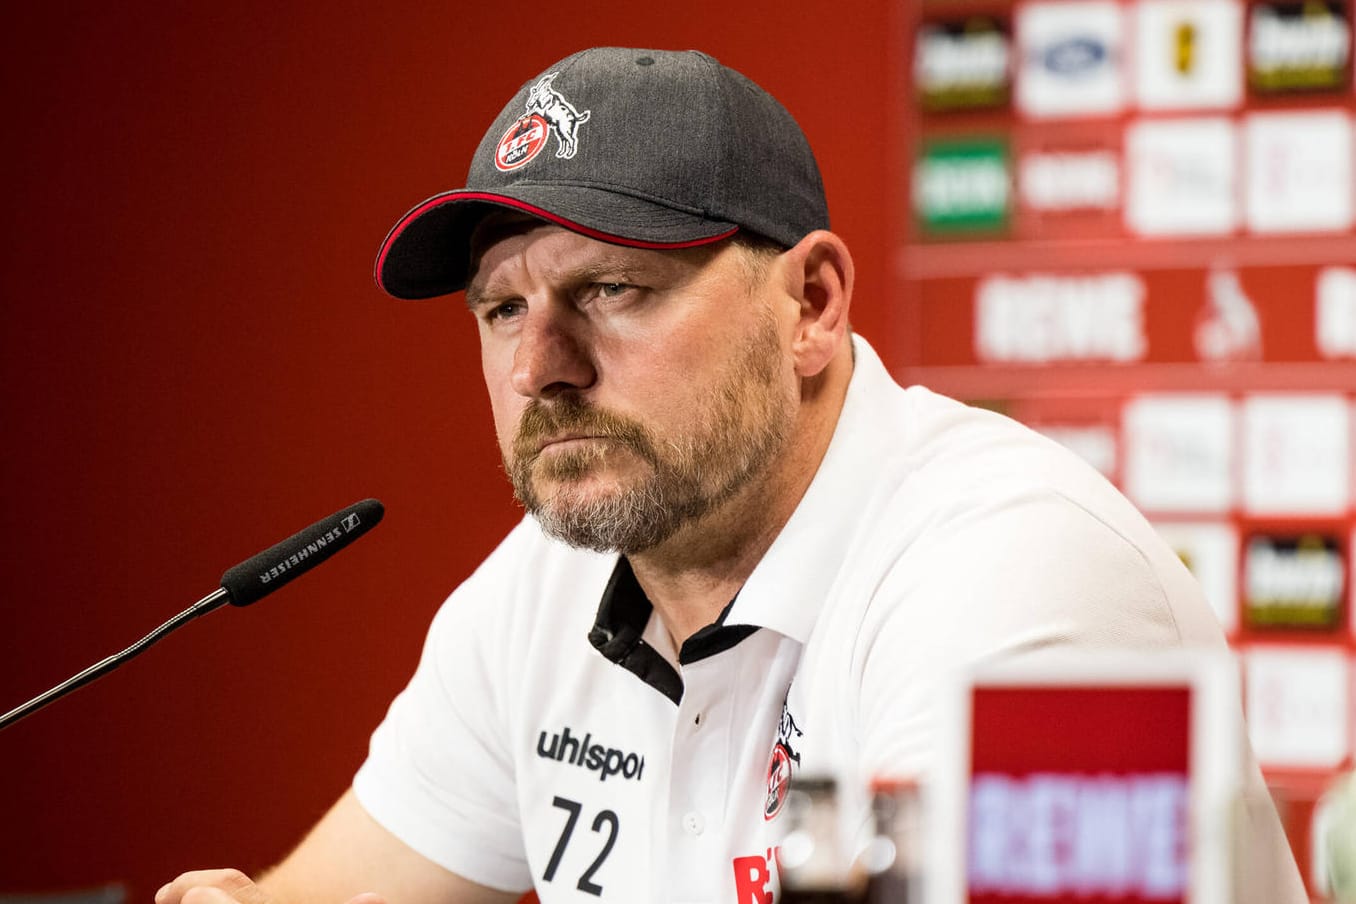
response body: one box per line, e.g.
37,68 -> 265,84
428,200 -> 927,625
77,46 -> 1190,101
682,811 -> 705,836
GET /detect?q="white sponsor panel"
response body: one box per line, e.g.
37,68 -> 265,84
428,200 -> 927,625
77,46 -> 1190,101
1316,266 -> 1356,359
1152,521 -> 1239,632
1036,424 -> 1118,479
1017,1 -> 1126,117
1126,117 -> 1238,235
1241,394 -> 1350,515
1122,394 -> 1234,513
1244,646 -> 1350,769
1134,0 -> 1244,110
1244,110 -> 1354,233
968,772 -> 1188,898
974,272 -> 1146,363
1019,149 -> 1120,210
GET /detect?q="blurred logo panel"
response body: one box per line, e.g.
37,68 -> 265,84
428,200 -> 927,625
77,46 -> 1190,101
914,137 -> 1010,235
1244,646 -> 1351,769
1134,0 -> 1244,110
1122,394 -> 1235,513
1244,533 -> 1346,631
1244,110 -> 1354,234
1017,0 -> 1127,118
1241,394 -> 1351,516
1248,0 -> 1352,94
916,16 -> 1012,113
1125,117 -> 1237,236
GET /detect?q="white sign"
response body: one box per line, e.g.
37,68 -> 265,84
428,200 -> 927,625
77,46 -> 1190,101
1126,117 -> 1238,235
1019,149 -> 1120,210
1316,266 -> 1356,359
1241,394 -> 1350,515
1017,1 -> 1126,117
974,272 -> 1146,363
1122,394 -> 1234,513
1134,0 -> 1244,110
1245,646 -> 1350,769
1244,110 -> 1354,233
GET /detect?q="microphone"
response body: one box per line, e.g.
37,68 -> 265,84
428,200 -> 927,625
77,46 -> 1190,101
0,498 -> 385,732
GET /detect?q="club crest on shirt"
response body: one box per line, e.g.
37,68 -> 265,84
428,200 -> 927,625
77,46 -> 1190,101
494,72 -> 592,171
763,699 -> 802,820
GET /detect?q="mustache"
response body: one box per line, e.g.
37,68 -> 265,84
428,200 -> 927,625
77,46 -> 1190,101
512,396 -> 657,465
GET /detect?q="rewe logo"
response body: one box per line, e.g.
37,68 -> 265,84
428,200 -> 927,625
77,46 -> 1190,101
536,725 -> 645,783
968,772 -> 1188,898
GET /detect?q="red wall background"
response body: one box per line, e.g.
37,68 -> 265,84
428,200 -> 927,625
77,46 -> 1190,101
0,2 -> 900,895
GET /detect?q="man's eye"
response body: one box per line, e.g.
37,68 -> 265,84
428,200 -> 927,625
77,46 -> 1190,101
595,282 -> 631,299
484,301 -> 523,322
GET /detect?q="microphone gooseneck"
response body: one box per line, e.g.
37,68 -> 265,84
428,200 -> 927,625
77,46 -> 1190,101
0,498 -> 385,732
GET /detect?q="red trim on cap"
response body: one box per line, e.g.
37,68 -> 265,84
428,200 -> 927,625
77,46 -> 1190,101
374,190 -> 738,290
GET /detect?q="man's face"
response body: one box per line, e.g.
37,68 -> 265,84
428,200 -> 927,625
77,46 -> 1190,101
466,223 -> 798,554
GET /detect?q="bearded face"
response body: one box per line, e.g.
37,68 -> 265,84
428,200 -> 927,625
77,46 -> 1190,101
507,309 -> 795,554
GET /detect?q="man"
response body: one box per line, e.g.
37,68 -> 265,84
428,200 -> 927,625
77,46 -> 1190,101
160,47 -> 1305,904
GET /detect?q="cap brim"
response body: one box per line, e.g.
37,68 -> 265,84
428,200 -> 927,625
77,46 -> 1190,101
375,187 -> 739,300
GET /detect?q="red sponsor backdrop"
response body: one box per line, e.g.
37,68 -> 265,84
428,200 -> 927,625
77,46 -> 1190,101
899,0 -> 1356,896
0,2 -> 900,896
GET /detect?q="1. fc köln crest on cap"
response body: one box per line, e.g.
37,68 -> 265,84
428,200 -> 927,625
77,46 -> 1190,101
494,72 -> 591,172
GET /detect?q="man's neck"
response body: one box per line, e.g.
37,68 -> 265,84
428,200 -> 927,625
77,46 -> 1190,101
629,345 -> 853,649
628,488 -> 788,647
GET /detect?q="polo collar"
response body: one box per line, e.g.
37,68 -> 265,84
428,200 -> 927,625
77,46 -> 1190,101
586,336 -> 895,696
589,556 -> 756,704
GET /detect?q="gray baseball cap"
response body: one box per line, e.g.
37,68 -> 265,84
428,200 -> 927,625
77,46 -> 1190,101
374,47 -> 829,299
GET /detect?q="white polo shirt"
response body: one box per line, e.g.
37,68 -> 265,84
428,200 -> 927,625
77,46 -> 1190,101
353,336 -> 1299,903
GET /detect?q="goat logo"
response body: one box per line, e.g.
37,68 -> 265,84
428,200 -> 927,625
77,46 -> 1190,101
494,72 -> 591,172
763,700 -> 803,821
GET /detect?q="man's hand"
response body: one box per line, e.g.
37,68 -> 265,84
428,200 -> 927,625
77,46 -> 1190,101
155,791 -> 518,904
156,869 -> 385,904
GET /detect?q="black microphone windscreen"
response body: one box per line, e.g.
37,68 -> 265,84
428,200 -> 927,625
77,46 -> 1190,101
219,498 -> 384,607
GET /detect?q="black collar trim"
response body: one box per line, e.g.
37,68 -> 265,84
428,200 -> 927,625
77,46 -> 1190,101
588,558 -> 760,705
678,596 -> 758,664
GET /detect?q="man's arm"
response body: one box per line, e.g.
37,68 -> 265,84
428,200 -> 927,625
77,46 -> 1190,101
157,789 -> 519,904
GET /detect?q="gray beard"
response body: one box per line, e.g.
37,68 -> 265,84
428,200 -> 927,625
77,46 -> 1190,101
507,316 -> 792,554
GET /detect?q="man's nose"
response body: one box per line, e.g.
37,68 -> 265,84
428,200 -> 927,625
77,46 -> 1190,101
509,304 -> 597,398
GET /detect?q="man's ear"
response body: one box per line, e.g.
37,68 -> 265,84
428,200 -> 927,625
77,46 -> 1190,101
781,230 -> 854,378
